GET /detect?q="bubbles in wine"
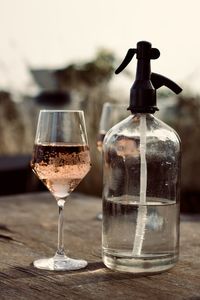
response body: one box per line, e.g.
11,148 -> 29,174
31,143 -> 91,199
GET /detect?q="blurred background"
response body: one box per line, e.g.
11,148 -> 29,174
0,0 -> 200,212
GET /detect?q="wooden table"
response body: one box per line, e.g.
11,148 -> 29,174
0,192 -> 199,300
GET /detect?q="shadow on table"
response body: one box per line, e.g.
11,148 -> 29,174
3,261 -> 142,283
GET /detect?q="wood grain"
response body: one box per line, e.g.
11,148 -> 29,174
0,192 -> 199,300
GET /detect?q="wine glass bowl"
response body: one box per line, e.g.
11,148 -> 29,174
96,102 -> 130,220
97,102 -> 130,153
31,110 -> 91,271
32,143 -> 90,203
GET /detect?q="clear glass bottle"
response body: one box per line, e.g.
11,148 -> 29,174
102,113 -> 181,274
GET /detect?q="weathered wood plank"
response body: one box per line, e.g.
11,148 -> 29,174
0,192 -> 199,300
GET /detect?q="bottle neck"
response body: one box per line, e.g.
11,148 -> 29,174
135,59 -> 151,80
128,59 -> 158,114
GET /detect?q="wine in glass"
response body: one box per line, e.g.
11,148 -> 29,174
31,110 -> 91,271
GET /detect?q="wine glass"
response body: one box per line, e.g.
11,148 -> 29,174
31,110 -> 91,271
96,102 -> 130,219
97,102 -> 130,152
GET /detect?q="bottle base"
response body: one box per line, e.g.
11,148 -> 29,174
103,250 -> 178,274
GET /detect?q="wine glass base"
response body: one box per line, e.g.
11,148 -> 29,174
33,255 -> 88,271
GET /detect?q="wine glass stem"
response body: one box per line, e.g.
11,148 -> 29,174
57,205 -> 65,256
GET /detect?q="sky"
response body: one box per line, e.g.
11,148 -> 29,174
0,0 -> 200,95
